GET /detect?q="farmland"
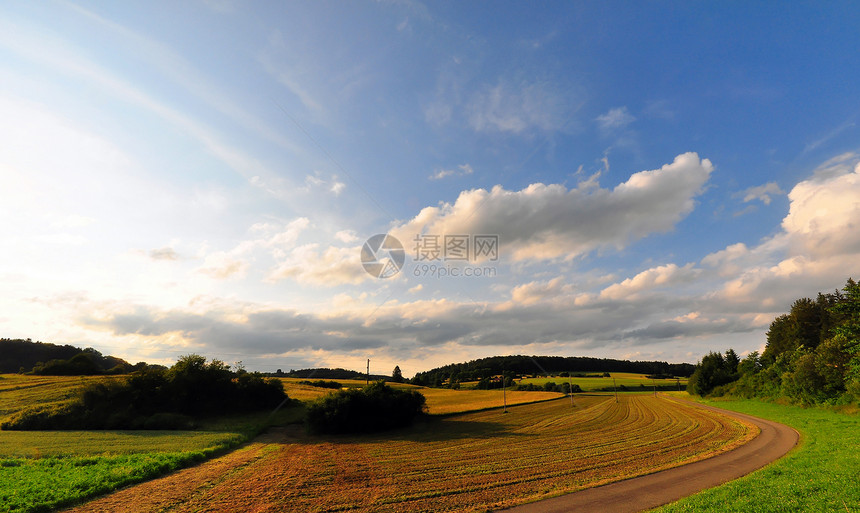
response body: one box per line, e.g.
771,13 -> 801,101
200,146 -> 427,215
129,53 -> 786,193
0,374 -> 293,513
514,372 -> 687,392
62,393 -> 754,513
279,378 -> 563,414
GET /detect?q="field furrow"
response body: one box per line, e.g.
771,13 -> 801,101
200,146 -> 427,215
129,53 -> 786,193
63,393 -> 754,513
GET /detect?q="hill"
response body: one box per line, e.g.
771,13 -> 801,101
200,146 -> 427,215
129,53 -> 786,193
411,355 -> 694,387
0,338 -> 129,374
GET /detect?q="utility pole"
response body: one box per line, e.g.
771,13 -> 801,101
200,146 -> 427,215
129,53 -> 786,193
653,378 -> 657,397
366,359 -> 370,385
568,375 -> 574,408
613,377 -> 618,403
502,369 -> 508,413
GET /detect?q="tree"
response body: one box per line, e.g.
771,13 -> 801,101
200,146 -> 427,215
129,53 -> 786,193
763,314 -> 795,362
724,348 -> 740,374
305,381 -> 425,434
392,365 -> 404,383
790,298 -> 823,349
687,351 -> 738,396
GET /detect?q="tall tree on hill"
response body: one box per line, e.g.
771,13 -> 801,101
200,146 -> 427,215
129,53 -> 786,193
392,365 -> 403,383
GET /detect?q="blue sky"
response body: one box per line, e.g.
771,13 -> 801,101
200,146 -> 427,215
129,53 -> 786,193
1,1 -> 859,375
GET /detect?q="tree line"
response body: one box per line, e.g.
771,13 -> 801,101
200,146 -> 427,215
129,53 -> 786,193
411,355 -> 694,388
688,278 -> 860,405
0,339 -> 131,374
3,354 -> 288,430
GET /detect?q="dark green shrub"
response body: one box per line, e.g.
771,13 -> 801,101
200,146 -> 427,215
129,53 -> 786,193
305,381 -> 425,434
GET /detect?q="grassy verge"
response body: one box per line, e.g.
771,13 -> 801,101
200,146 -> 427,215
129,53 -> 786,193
654,395 -> 860,512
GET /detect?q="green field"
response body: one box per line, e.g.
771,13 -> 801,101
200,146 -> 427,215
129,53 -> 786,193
0,374 -> 297,513
653,394 -> 860,512
508,372 -> 687,392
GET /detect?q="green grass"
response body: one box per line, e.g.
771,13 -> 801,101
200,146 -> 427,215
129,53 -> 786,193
0,450 -> 221,513
0,374 -> 304,513
653,395 -> 860,512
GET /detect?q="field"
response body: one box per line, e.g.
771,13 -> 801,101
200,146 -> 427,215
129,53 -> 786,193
1,375 -> 768,513
653,395 -> 860,512
63,394 -> 755,513
0,374 -> 295,513
279,378 -> 563,414
514,372 -> 687,392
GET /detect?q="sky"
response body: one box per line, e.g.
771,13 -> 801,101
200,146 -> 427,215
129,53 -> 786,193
2,1 -> 860,377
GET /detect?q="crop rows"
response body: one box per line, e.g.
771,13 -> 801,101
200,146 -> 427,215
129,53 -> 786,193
142,394 -> 754,513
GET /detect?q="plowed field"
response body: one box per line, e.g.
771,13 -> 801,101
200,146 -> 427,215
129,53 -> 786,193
64,394 -> 756,513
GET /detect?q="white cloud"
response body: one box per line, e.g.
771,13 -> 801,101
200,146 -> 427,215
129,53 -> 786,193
510,277 -> 568,305
393,152 -> 713,261
596,106 -> 635,131
335,230 -> 359,243
148,247 -> 181,261
468,79 -> 571,133
782,161 -> 860,258
429,163 -> 474,180
301,172 -> 346,196
707,157 -> 860,307
267,244 -> 370,286
739,182 -> 784,205
600,263 -> 699,300
196,252 -> 248,279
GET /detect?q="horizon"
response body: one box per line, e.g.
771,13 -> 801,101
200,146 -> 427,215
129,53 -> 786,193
1,2 -> 859,376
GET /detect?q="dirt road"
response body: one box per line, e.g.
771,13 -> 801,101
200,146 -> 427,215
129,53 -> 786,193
498,399 -> 799,513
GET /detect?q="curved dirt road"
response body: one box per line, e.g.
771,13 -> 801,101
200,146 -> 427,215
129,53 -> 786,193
498,398 -> 799,513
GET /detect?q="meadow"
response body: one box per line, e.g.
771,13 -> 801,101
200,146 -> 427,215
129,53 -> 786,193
67,393 -> 755,512
653,395 -> 860,512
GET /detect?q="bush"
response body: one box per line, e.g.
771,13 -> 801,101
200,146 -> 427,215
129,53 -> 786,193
298,380 -> 342,389
305,381 -> 426,434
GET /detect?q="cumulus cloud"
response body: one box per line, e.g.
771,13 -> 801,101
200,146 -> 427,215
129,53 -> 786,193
782,162 -> 860,258
267,243 -> 370,285
334,230 -> 359,243
707,157 -> 860,308
510,277 -> 568,306
393,152 -> 714,261
600,263 -> 699,300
